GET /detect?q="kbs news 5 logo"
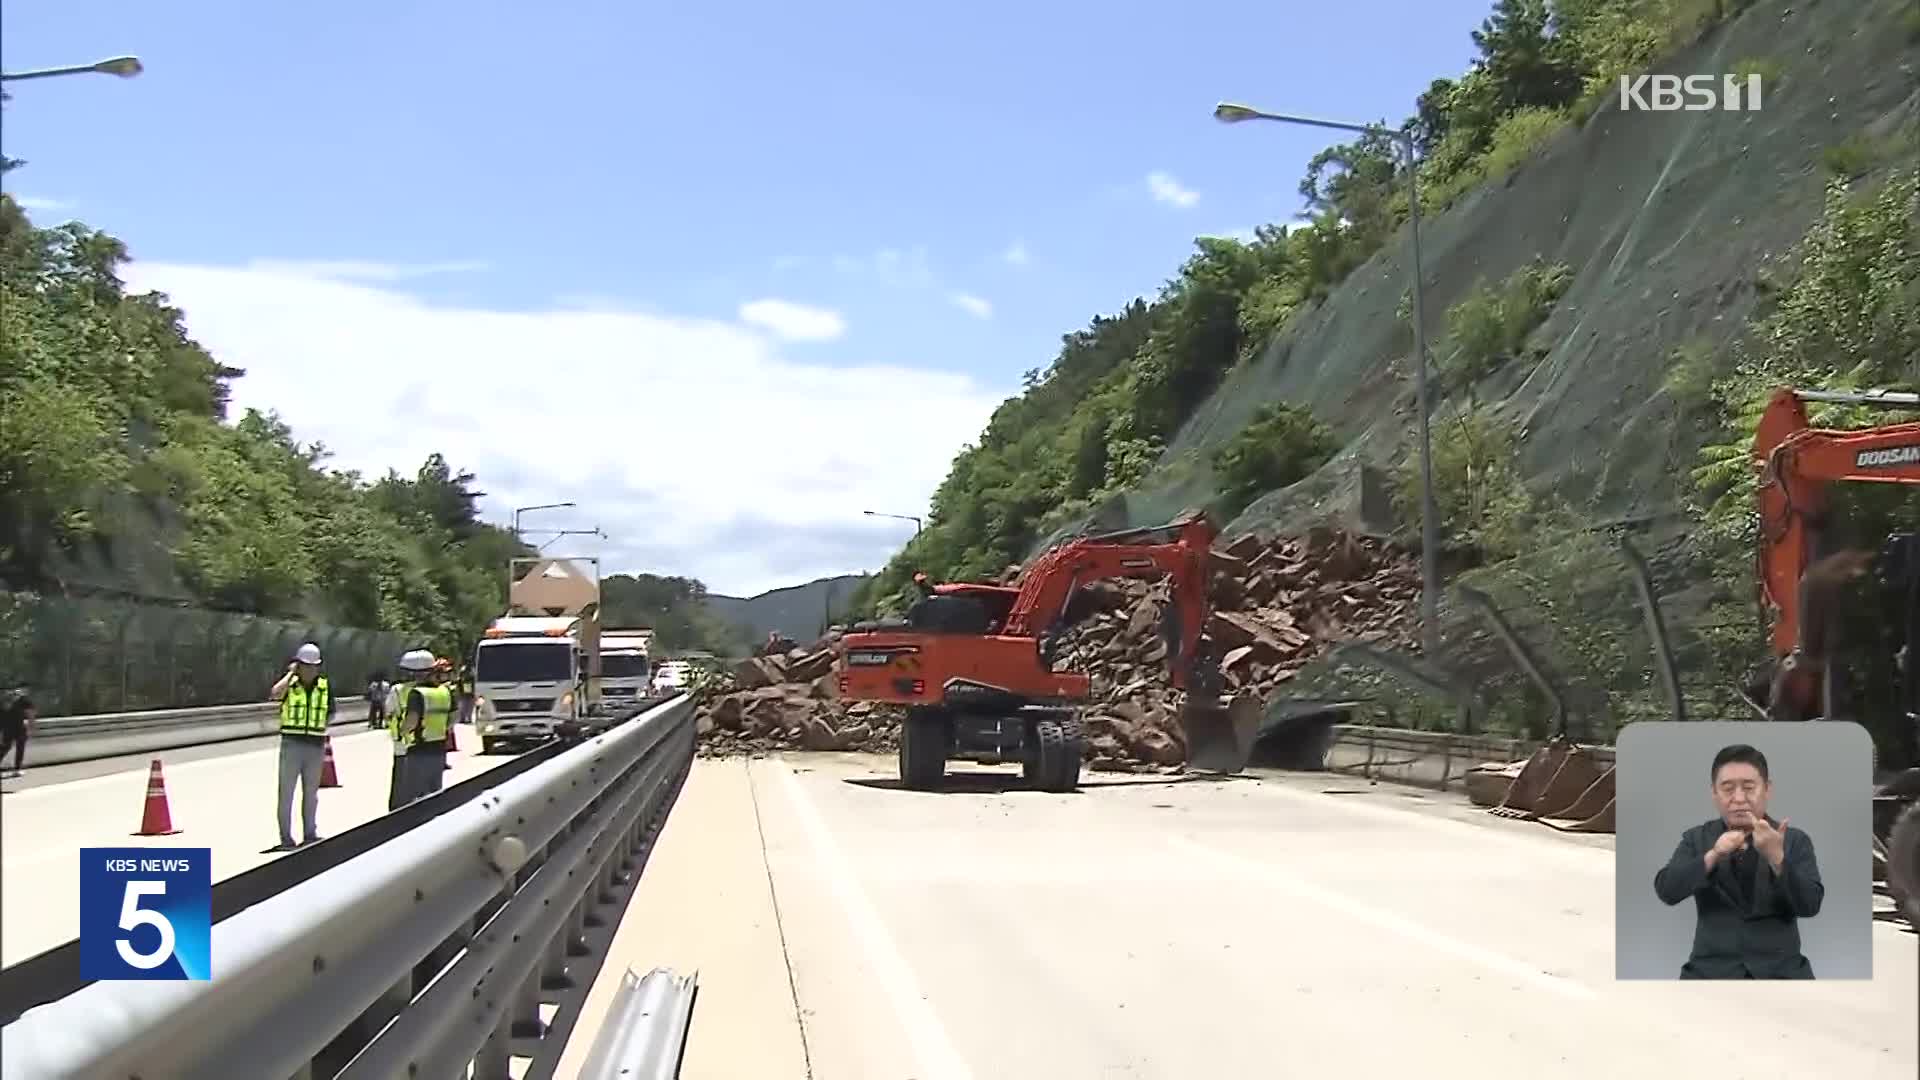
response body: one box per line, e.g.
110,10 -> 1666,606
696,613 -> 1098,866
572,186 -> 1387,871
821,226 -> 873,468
79,847 -> 212,980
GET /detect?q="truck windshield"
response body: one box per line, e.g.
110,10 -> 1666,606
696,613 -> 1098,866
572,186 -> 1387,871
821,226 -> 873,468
475,642 -> 572,683
602,654 -> 649,679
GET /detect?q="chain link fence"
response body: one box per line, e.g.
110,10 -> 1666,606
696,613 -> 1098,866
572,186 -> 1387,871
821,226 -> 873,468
0,592 -> 412,718
1272,526 -> 1916,768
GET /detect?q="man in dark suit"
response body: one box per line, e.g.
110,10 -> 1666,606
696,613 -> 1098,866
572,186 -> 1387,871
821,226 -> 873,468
1654,743 -> 1824,978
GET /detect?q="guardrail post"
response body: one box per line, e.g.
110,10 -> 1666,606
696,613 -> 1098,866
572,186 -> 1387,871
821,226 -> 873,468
510,967 -> 545,1039
476,1015 -> 514,1079
542,933 -> 577,992
567,900 -> 592,956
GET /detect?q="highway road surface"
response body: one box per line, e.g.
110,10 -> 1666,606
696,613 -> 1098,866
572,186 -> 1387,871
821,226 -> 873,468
0,723 -> 512,966
558,753 -> 1918,1080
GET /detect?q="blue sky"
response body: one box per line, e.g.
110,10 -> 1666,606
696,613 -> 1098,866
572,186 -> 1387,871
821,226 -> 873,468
3,0 -> 1491,595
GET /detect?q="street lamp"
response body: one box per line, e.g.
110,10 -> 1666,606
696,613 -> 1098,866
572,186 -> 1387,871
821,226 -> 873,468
863,510 -> 923,535
1214,100 -> 1442,655
534,526 -> 606,552
0,55 -> 144,82
511,501 -> 576,538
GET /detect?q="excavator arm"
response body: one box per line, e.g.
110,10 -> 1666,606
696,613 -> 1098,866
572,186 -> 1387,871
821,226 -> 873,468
1753,387 -> 1920,719
1001,511 -> 1219,692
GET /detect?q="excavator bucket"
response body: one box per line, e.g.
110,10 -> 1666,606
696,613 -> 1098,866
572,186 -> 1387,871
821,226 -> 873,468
1181,692 -> 1260,774
1488,737 -> 1616,831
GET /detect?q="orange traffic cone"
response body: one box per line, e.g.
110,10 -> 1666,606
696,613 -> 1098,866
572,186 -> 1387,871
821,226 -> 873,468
319,737 -> 341,788
135,759 -> 181,836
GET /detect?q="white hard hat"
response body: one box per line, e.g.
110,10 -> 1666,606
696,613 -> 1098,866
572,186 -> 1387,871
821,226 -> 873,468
398,649 -> 434,672
294,643 -> 322,665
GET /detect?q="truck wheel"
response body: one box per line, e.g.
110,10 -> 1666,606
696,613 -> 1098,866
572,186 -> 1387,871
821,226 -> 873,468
1033,718 -> 1082,793
900,708 -> 947,791
1887,801 -> 1920,928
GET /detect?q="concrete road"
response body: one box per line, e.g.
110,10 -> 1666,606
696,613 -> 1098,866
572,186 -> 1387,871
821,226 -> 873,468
0,723 -> 512,966
560,754 -> 1918,1080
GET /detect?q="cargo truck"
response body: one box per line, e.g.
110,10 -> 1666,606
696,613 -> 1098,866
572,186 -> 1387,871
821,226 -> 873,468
472,556 -> 603,753
599,626 -> 654,705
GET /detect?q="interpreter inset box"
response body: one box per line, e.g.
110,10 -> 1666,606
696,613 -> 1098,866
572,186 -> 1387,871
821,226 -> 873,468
1614,721 -> 1872,980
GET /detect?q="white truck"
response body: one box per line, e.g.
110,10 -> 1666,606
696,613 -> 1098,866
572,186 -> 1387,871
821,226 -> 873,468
472,557 -> 604,752
599,626 -> 654,706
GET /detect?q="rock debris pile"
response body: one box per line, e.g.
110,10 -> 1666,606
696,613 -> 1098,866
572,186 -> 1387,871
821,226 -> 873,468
690,525 -> 1420,765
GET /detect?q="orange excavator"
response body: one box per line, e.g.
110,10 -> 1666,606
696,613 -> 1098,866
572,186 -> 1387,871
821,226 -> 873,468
834,510 -> 1258,792
1747,385 -> 1920,921
1751,386 -> 1919,722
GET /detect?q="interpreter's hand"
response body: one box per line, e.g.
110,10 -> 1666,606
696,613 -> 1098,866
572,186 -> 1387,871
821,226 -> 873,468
1751,816 -> 1789,867
1708,827 -> 1748,867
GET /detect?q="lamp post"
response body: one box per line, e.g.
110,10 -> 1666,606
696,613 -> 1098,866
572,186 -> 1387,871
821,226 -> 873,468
863,510 -> 923,536
0,55 -> 143,82
511,501 -> 576,539
1214,101 -> 1442,655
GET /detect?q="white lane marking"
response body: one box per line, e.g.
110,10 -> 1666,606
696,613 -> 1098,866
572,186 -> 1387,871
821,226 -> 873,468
1,729 -> 390,804
1247,776 -> 1614,873
1170,834 -> 1599,1001
0,748 -> 275,808
771,761 -> 975,1080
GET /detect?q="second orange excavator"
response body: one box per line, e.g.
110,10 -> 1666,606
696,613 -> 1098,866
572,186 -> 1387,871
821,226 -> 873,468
1744,385 -> 1920,922
833,510 -> 1258,792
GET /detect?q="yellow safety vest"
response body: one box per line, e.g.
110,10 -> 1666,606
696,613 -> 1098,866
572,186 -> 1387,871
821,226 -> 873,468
388,680 -> 415,755
279,676 -> 330,736
411,684 -> 454,748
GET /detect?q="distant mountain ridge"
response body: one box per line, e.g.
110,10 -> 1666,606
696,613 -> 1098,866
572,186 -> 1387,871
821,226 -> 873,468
702,573 -> 869,644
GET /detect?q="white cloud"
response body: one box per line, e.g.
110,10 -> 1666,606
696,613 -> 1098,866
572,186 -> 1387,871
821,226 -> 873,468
949,292 -> 993,320
1002,241 -> 1030,266
737,298 -> 848,342
119,260 -> 1005,595
13,196 -> 74,212
1146,171 -> 1200,209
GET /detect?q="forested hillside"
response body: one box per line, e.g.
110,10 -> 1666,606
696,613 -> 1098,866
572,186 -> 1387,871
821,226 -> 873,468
846,0 -> 1919,747
0,195 -> 748,705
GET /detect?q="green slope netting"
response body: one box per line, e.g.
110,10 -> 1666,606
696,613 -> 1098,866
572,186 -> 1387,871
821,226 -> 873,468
0,592 -> 409,717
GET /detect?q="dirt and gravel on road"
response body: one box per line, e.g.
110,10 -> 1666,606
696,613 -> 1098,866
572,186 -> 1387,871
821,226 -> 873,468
690,524 -> 1421,768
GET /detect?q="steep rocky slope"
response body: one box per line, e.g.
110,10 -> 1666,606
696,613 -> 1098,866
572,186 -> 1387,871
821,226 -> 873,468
1121,2 -> 1919,536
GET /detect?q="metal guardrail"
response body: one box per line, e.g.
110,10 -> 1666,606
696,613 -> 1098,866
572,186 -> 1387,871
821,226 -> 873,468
1317,723 -> 1614,792
25,697 -> 369,768
0,732 -> 576,1026
0,695 -> 697,1080
577,968 -> 699,1080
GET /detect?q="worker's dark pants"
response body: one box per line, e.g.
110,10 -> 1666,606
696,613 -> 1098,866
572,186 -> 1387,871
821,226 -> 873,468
0,722 -> 25,772
388,753 -> 411,812
405,747 -> 447,804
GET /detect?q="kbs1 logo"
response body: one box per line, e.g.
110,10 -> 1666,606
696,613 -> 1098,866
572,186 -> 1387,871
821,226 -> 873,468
1619,73 -> 1765,112
80,847 -> 212,980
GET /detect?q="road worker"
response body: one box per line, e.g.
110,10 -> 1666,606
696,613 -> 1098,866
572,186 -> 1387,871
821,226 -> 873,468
400,656 -> 456,803
434,656 -> 458,771
268,642 -> 333,849
386,650 -> 434,810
